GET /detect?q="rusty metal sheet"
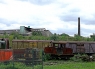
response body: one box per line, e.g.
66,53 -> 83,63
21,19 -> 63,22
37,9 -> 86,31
0,49 -> 13,62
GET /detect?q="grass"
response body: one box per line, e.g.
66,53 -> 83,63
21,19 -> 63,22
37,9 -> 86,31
0,62 -> 30,69
0,61 -> 95,69
44,61 -> 95,69
0,62 -> 43,69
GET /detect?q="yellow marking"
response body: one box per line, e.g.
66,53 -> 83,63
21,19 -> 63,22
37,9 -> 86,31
29,42 -> 37,46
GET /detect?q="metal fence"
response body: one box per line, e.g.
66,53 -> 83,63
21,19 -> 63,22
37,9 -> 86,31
0,49 -> 43,69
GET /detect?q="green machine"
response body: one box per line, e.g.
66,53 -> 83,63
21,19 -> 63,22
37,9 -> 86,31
0,39 -> 9,49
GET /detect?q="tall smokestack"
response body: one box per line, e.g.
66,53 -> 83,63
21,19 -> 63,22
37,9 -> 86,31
78,17 -> 80,36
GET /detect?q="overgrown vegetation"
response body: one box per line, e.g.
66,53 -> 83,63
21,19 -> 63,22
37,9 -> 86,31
43,53 -> 51,61
69,53 -> 95,62
0,62 -> 42,69
0,32 -> 95,47
1,32 -> 95,41
1,61 -> 95,69
70,54 -> 89,62
0,62 -> 30,69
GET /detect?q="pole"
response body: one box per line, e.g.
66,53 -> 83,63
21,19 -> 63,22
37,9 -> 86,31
78,17 -> 80,36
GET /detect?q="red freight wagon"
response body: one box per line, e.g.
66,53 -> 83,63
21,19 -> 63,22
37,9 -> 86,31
0,49 -> 13,61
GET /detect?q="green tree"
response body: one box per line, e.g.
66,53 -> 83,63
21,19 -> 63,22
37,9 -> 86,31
60,33 -> 69,37
50,33 -> 58,41
3,32 -> 9,38
74,34 -> 83,41
90,34 -> 95,41
58,33 -> 70,41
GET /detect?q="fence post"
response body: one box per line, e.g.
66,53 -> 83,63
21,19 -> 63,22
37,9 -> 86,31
42,50 -> 44,69
12,49 -> 14,69
32,49 -> 34,69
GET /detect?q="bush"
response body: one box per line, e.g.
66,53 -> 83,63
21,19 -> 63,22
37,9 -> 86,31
91,54 -> 95,61
0,62 -> 31,69
81,54 -> 89,61
70,54 -> 82,62
43,53 -> 51,61
70,54 -> 89,62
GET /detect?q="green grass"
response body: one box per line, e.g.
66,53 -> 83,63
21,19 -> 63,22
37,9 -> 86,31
0,61 -> 95,69
0,62 -> 30,69
44,61 -> 95,69
0,62 -> 43,69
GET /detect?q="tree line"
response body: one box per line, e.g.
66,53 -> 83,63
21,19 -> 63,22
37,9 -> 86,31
1,32 -> 95,41
1,32 -> 95,46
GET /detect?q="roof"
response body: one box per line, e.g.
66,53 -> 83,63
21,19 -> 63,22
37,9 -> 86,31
12,40 -> 95,44
51,41 -> 95,44
0,29 -> 19,34
12,40 -> 53,42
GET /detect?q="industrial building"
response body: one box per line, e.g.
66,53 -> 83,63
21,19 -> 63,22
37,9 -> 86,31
0,26 -> 53,36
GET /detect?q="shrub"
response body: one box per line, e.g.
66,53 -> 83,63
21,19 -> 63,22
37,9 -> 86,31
70,54 -> 89,62
43,53 -> 51,61
0,62 -> 31,69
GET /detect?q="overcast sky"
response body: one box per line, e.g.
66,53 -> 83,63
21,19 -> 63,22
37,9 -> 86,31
0,0 -> 95,37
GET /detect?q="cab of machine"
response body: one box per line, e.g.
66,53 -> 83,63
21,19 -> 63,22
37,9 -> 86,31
0,38 -> 9,49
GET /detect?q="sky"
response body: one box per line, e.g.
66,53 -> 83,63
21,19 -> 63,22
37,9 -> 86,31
0,0 -> 95,37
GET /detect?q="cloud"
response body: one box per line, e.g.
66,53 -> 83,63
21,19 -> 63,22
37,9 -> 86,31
60,14 -> 78,22
80,16 -> 95,25
0,0 -> 6,4
18,0 -> 55,6
59,8 -> 80,22
0,0 -> 95,37
0,18 -> 16,26
54,28 -> 77,36
81,28 -> 95,37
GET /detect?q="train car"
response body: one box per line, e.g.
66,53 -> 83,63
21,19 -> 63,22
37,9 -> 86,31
44,41 -> 95,59
11,40 -> 51,60
67,41 -> 95,55
12,40 -> 52,49
0,38 -> 12,62
11,40 -> 52,62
